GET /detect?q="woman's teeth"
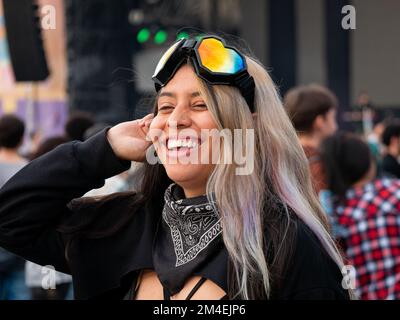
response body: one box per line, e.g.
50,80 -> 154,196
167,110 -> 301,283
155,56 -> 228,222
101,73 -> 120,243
167,139 -> 198,150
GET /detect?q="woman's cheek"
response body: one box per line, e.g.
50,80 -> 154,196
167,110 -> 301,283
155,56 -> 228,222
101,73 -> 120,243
149,115 -> 160,130
149,116 -> 164,143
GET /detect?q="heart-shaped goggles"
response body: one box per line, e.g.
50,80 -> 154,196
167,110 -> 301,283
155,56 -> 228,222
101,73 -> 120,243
152,36 -> 255,113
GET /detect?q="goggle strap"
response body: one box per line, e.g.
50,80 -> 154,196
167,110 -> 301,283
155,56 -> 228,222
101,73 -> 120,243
181,39 -> 197,50
234,73 -> 255,113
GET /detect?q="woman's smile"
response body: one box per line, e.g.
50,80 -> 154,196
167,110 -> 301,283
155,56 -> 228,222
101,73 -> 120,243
162,135 -> 203,161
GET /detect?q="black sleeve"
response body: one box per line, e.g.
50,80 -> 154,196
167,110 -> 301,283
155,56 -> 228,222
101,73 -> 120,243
0,128 -> 131,274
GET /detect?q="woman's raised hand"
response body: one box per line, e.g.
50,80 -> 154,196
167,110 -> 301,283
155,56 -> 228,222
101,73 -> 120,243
106,113 -> 154,162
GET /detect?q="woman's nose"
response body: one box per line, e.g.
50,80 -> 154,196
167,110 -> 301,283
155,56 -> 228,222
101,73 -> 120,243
167,106 -> 192,129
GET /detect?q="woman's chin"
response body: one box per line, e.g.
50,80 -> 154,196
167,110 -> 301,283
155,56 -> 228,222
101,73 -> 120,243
165,164 -> 201,183
163,163 -> 213,188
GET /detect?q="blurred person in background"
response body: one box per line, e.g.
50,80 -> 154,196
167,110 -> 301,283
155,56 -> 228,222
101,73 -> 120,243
284,84 -> 338,230
356,92 -> 373,110
25,135 -> 73,300
26,130 -> 43,160
65,111 -> 95,141
284,84 -> 338,196
381,123 -> 400,178
19,130 -> 43,160
0,114 -> 30,300
321,132 -> 400,299
356,92 -> 374,137
366,116 -> 386,176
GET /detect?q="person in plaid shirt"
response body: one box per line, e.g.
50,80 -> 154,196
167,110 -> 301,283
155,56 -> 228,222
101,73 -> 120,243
321,132 -> 400,299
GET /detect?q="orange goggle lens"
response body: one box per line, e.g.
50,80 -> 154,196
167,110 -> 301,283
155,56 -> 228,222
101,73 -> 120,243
197,38 -> 245,74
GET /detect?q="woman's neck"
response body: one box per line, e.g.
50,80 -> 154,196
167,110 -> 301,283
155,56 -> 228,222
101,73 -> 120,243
0,148 -> 24,163
352,163 -> 376,190
298,133 -> 321,150
352,174 -> 373,190
181,185 -> 207,199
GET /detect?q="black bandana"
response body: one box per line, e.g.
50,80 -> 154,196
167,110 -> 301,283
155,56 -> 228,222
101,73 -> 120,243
152,183 -> 224,295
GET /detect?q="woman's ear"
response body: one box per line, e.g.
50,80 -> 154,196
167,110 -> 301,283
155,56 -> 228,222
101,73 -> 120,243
313,114 -> 325,132
252,112 -> 258,121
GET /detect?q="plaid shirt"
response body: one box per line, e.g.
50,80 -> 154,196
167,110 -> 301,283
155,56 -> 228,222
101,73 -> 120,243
332,178 -> 400,299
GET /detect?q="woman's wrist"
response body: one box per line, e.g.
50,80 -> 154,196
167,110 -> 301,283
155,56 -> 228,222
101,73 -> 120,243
106,126 -> 122,159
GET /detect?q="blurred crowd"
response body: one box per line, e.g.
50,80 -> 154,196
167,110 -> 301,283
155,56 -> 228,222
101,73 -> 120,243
284,85 -> 400,300
0,84 -> 400,300
0,112 -> 140,300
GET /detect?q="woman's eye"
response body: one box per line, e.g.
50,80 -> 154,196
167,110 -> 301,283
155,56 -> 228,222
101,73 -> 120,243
192,104 -> 207,110
158,105 -> 174,112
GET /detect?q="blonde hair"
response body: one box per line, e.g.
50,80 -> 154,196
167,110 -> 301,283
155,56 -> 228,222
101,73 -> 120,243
193,57 -> 352,299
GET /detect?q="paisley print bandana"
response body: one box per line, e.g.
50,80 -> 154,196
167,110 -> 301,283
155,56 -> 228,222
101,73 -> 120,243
152,183 -> 224,295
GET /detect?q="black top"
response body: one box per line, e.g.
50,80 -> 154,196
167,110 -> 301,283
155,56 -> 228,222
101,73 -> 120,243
0,128 -> 350,300
382,154 -> 400,178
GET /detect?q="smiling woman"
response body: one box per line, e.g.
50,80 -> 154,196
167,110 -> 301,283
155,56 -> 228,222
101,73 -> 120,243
150,64 -> 218,198
0,35 -> 352,300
